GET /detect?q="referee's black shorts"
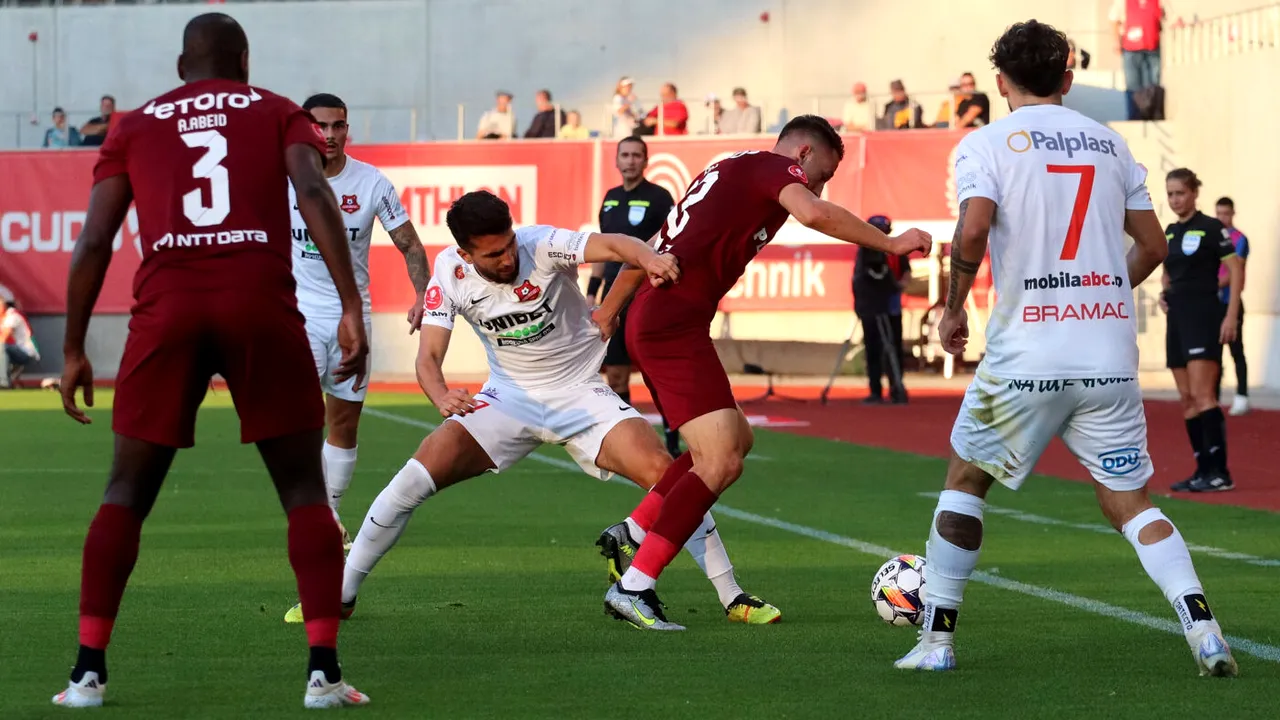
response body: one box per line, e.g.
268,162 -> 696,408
1166,296 -> 1225,368
602,304 -> 631,367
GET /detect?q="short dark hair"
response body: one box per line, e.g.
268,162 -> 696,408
1167,168 -> 1202,191
101,94 -> 115,103
732,87 -> 747,97
778,114 -> 845,160
303,93 -> 347,114
52,106 -> 65,115
990,20 -> 1070,98
537,89 -> 552,101
1216,196 -> 1234,208
446,190 -> 513,249
618,136 -> 648,157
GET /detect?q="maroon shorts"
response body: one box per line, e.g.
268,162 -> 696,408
113,291 -> 324,448
625,289 -> 735,431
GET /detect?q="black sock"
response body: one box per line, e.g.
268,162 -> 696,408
308,646 -> 341,684
1200,407 -> 1229,475
618,390 -> 631,406
1184,416 -> 1207,475
70,645 -> 107,684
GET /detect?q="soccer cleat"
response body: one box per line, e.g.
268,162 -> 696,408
1188,626 -> 1238,677
894,641 -> 957,671
725,593 -> 782,625
1188,473 -> 1234,493
1229,395 -> 1249,417
1170,473 -> 1201,492
604,582 -> 685,631
341,524 -> 352,552
51,671 -> 105,708
304,670 -> 370,709
596,522 -> 638,583
284,598 -> 357,624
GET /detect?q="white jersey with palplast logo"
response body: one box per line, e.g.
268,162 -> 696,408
289,156 -> 409,318
955,104 -> 1153,379
422,225 -> 605,391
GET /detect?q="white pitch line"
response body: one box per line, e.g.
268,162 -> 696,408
917,492 -> 1280,569
366,407 -> 1280,664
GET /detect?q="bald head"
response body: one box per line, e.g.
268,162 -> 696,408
179,13 -> 249,83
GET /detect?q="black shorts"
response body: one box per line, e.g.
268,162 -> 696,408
602,305 -> 631,367
1166,298 -> 1224,369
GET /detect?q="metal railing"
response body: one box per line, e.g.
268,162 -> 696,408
1164,3 -> 1280,65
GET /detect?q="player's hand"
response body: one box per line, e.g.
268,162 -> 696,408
407,296 -> 425,335
939,308 -> 969,356
433,388 -> 478,417
1219,313 -> 1239,344
891,229 -> 933,257
640,251 -> 680,287
592,306 -> 619,341
335,311 -> 370,391
61,351 -> 95,425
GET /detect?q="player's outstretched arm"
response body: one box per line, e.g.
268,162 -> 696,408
414,324 -> 476,417
62,174 -> 133,424
939,197 -> 995,355
593,268 -> 646,340
583,233 -> 680,286
778,184 -> 932,256
1123,208 -> 1168,287
389,223 -> 431,333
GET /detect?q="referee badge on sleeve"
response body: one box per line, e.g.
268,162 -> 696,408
1181,230 -> 1203,256
628,205 -> 646,226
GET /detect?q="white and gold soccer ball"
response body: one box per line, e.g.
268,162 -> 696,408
871,554 -> 927,626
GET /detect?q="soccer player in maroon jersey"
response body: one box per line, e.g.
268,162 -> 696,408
52,14 -> 372,708
594,115 -> 932,629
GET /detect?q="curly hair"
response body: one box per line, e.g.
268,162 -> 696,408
989,20 -> 1070,98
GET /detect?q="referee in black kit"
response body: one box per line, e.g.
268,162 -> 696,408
588,137 -> 679,455
1160,168 -> 1243,493
853,214 -> 909,404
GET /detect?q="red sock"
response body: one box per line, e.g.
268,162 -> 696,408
288,504 -> 344,649
79,504 -> 143,650
631,471 -> 717,579
630,452 -> 693,532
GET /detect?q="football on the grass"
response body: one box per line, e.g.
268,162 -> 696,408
871,554 -> 927,626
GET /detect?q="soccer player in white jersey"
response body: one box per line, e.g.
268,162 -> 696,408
895,21 -> 1237,676
285,190 -> 782,625
289,94 -> 429,543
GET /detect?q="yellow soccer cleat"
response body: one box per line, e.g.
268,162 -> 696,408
725,593 -> 782,625
283,599 -> 357,624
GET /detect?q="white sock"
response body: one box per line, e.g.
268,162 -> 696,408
922,489 -> 985,641
682,512 -> 744,607
342,459 -> 436,604
619,566 -> 656,593
624,516 -> 647,543
323,442 -> 359,514
1121,507 -> 1216,636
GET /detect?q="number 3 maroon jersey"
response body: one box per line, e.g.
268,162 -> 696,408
650,150 -> 810,317
94,78 -> 326,306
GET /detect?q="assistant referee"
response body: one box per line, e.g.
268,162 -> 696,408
588,137 -> 678,455
1160,168 -> 1243,493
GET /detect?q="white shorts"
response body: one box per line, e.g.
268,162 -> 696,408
304,314 -> 373,403
447,379 -> 644,479
950,368 -> 1152,492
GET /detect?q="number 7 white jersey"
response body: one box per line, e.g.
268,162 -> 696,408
955,104 -> 1153,379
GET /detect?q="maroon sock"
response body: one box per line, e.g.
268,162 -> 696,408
631,471 -> 717,579
79,504 -> 143,650
629,452 -> 692,532
287,504 -> 344,649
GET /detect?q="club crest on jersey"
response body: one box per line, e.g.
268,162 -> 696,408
424,286 -> 444,310
454,265 -> 466,280
513,280 -> 542,303
628,205 -> 646,226
1182,230 -> 1203,256
340,195 -> 360,214
788,165 -> 808,182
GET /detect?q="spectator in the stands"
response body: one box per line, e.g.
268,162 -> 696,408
841,82 -> 874,132
475,91 -> 516,140
879,80 -> 922,130
43,107 -> 82,148
641,83 -> 689,136
79,94 -> 114,147
718,87 -> 762,134
524,89 -> 566,138
1111,0 -> 1165,120
955,72 -> 991,127
1067,38 -> 1092,69
611,77 -> 643,138
704,94 -> 723,134
558,110 -> 591,139
934,78 -> 962,128
0,289 -> 39,390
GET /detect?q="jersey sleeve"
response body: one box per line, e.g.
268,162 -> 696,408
373,172 -> 410,233
953,133 -> 999,205
421,276 -> 457,330
755,153 -> 810,202
278,99 -> 327,158
533,226 -> 590,273
1235,233 -> 1250,260
92,117 -> 130,184
1212,222 -> 1237,258
1121,147 -> 1155,210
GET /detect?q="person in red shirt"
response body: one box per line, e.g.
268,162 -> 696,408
53,13 -> 371,709
593,116 -> 931,629
641,82 -> 689,136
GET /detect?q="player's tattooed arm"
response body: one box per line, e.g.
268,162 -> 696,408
389,223 -> 430,295
945,197 -> 993,313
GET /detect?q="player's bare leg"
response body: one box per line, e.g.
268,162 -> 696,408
54,436 -> 175,708
895,452 -> 992,671
322,394 -> 363,547
594,418 -> 780,624
1095,484 -> 1237,676
258,429 -> 369,708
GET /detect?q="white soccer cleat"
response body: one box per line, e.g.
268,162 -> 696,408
304,670 -> 370,709
51,671 -> 105,708
1189,626 -> 1238,677
1229,395 -> 1249,417
894,641 -> 956,671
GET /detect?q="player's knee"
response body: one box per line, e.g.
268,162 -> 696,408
386,460 -> 436,511
695,453 -> 744,489
935,510 -> 983,551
